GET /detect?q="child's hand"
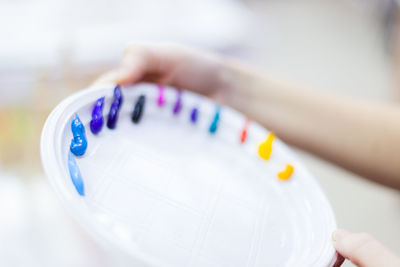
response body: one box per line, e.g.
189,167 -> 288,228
333,229 -> 400,267
95,44 -> 400,267
95,42 -> 400,189
94,43 -> 240,103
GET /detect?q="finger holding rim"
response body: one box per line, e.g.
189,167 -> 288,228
333,229 -> 400,267
93,43 -> 181,87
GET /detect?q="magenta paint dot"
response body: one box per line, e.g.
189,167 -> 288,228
157,85 -> 165,107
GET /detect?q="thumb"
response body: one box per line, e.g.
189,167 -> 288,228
92,63 -> 144,87
333,229 -> 400,267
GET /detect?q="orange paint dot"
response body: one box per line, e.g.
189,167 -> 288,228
278,164 -> 294,180
258,133 -> 274,160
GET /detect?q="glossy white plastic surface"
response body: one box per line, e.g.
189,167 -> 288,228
41,83 -> 338,267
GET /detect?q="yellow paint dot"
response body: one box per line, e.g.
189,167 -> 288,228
278,164 -> 294,180
258,133 -> 274,160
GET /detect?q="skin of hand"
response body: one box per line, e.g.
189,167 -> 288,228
333,229 -> 400,267
94,43 -> 400,266
95,43 -> 400,190
94,43 -> 235,103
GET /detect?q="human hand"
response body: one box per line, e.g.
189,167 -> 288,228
94,43 -> 242,103
333,229 -> 400,267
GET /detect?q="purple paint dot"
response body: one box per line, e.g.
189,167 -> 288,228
190,107 -> 198,123
173,90 -> 182,115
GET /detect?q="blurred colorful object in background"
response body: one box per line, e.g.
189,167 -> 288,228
0,108 -> 32,169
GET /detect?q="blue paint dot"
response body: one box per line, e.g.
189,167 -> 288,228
107,85 -> 123,129
209,106 -> 221,134
68,151 -> 85,196
132,95 -> 146,123
190,107 -> 198,123
70,114 -> 88,156
90,97 -> 105,134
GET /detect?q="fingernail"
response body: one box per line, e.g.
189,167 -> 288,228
332,229 -> 350,243
332,230 -> 338,242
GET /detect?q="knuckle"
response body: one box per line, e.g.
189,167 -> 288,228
124,44 -> 137,54
357,232 -> 373,242
351,241 -> 373,265
124,43 -> 147,56
124,42 -> 187,57
160,42 -> 186,53
348,233 -> 378,265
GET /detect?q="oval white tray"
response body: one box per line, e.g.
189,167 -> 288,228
41,83 -> 338,267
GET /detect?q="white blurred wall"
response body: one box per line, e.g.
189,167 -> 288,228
0,0 -> 252,106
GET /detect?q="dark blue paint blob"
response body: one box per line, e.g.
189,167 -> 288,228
70,113 -> 88,156
107,101 -> 119,129
132,95 -> 146,123
68,151 -> 85,196
90,97 -> 105,134
173,90 -> 182,115
113,85 -> 123,108
209,106 -> 221,134
190,107 -> 198,123
107,85 -> 123,129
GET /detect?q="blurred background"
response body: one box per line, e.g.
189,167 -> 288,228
0,0 -> 399,266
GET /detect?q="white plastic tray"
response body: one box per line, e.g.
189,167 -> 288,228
41,83 -> 339,267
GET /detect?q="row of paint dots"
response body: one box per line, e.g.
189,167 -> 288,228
67,85 -> 294,196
